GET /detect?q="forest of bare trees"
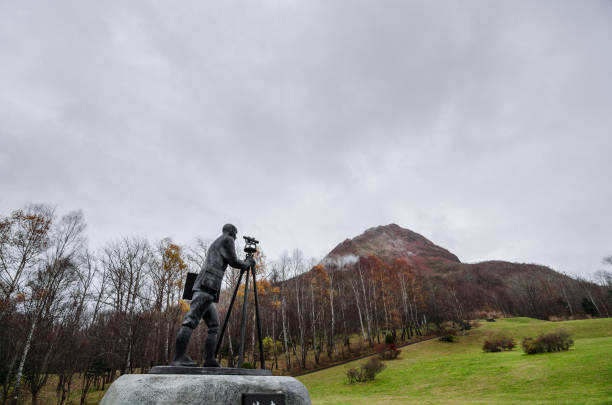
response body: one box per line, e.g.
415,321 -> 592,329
1,204 -> 610,405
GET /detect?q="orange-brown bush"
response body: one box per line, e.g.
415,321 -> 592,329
378,344 -> 401,360
345,357 -> 386,383
483,335 -> 515,352
437,329 -> 457,342
521,330 -> 574,354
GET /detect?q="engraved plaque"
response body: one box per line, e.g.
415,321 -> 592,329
242,392 -> 285,405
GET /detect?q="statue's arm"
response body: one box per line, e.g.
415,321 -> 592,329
222,237 -> 252,270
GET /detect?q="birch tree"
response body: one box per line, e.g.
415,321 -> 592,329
12,210 -> 86,405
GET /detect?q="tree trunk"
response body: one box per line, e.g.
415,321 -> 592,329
124,321 -> 133,374
560,283 -> 573,315
79,374 -> 93,405
328,284 -> 336,359
2,345 -> 20,405
271,307 -> 278,370
357,266 -> 373,342
382,290 -> 390,333
340,291 -> 349,354
372,283 -> 380,343
12,315 -> 37,403
280,295 -> 290,370
310,284 -> 319,364
350,279 -> 367,341
251,310 -> 256,367
226,321 -> 234,368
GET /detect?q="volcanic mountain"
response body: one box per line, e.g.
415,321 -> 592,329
322,223 -> 564,284
324,223 -> 460,272
318,223 -> 604,319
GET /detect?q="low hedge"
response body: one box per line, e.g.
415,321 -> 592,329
522,330 -> 574,354
483,335 -> 515,352
345,357 -> 386,384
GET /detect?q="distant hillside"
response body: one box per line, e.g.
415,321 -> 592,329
324,224 -> 460,272
319,223 -> 600,319
324,224 -> 557,279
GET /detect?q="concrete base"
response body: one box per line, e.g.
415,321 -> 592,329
99,373 -> 311,405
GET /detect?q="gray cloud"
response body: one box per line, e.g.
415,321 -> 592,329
1,0 -> 611,275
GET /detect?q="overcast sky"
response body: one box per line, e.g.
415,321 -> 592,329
1,1 -> 611,276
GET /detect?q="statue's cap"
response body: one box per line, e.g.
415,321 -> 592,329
222,223 -> 237,234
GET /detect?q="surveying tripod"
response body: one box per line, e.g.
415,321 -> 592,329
215,236 -> 266,369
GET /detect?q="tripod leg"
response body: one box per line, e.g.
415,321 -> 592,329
215,270 -> 245,358
251,269 -> 266,370
238,270 -> 250,368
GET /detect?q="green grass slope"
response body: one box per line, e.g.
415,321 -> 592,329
298,318 -> 612,405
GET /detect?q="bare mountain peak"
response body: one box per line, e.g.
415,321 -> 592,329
324,223 -> 460,270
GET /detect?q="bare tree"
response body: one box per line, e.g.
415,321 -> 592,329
55,251 -> 99,405
275,252 -> 292,371
0,204 -> 54,405
101,237 -> 151,374
290,249 -> 307,369
0,205 -> 53,313
12,210 -> 86,405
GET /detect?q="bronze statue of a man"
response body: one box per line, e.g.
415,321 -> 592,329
171,223 -> 255,367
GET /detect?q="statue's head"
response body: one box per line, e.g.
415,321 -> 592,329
222,223 -> 238,240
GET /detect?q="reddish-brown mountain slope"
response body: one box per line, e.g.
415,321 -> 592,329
317,224 -> 601,319
324,224 -> 460,272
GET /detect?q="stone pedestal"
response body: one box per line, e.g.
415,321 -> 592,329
99,368 -> 310,405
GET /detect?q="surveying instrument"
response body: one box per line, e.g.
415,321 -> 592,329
215,236 -> 266,369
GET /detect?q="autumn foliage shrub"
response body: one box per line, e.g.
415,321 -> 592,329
482,335 -> 515,352
345,357 -> 386,383
378,343 -> 402,360
521,330 -> 574,354
482,340 -> 502,352
500,336 -> 515,350
438,329 -> 457,342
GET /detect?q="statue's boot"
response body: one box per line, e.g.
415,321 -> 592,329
202,333 -> 220,367
171,326 -> 197,367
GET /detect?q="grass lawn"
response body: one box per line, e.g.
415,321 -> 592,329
298,318 -> 612,405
